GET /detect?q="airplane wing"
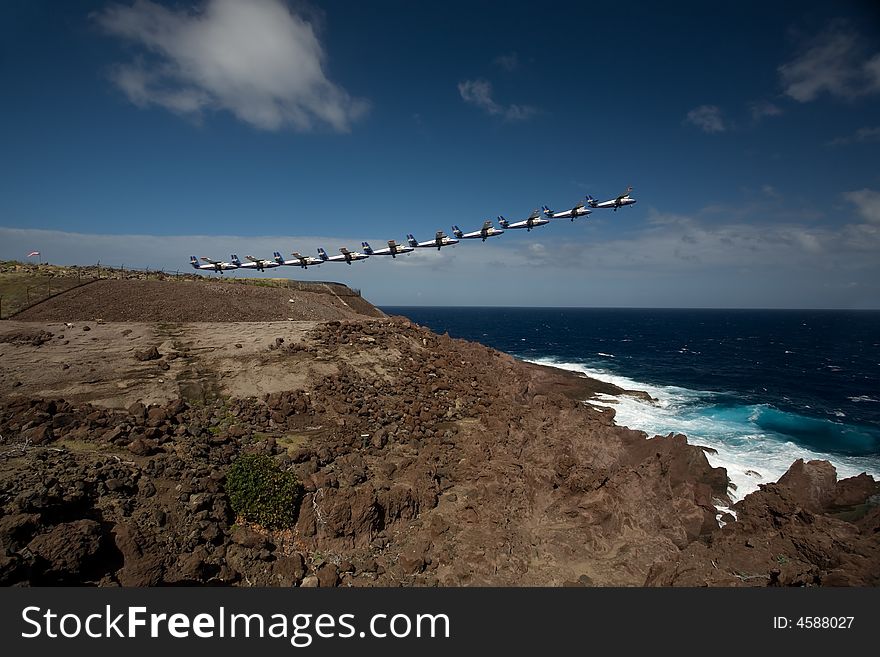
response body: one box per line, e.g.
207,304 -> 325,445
339,247 -> 351,255
482,220 -> 493,230
200,257 -> 220,264
292,251 -> 304,259
618,186 -> 633,199
435,231 -> 445,239
387,240 -> 398,248
245,255 -> 258,262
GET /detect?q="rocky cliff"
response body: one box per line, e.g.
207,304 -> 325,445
0,316 -> 877,586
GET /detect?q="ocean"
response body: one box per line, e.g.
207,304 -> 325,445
381,307 -> 880,500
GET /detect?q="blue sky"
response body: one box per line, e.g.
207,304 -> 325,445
1,0 -> 879,307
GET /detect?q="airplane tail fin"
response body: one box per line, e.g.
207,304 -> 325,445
452,225 -> 463,238
497,215 -> 510,228
541,205 -> 551,215
189,255 -> 199,268
273,251 -> 283,263
317,247 -> 329,261
361,241 -> 374,255
230,254 -> 241,265
406,234 -> 418,247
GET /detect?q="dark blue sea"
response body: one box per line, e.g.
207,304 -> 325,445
382,307 -> 880,499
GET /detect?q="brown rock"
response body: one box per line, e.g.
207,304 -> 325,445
178,546 -> 211,582
127,401 -> 146,419
776,459 -> 838,512
24,424 -> 53,445
0,513 -> 41,549
127,438 -> 156,456
113,522 -> 165,586
300,575 -> 319,588
832,473 -> 878,509
316,562 -> 339,587
398,548 -> 426,574
273,553 -> 306,586
231,526 -> 269,550
28,520 -> 105,580
134,346 -> 161,361
144,408 -> 166,428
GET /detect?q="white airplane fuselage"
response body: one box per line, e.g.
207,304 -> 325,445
280,258 -> 322,268
195,263 -> 238,271
238,261 -> 280,270
371,246 -> 414,256
590,197 -> 637,210
506,217 -> 549,230
459,228 -> 504,240
324,252 -> 368,263
547,206 -> 591,220
413,238 -> 459,248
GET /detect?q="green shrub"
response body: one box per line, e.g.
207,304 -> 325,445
225,454 -> 303,529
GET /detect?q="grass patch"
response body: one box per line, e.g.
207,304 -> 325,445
0,273 -> 84,318
225,454 -> 303,529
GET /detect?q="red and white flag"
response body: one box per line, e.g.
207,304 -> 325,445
26,251 -> 40,257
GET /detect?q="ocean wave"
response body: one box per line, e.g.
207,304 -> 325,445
523,356 -> 880,501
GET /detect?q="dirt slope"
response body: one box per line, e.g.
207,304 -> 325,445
12,279 -> 382,322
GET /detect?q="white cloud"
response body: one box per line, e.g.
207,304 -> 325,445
778,23 -> 880,102
843,188 -> 880,224
827,126 -> 880,146
458,79 -> 536,122
95,0 -> 368,131
4,201 -> 880,308
493,53 -> 519,72
749,100 -> 783,122
684,105 -> 725,133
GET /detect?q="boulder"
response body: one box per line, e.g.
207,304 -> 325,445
27,519 -> 105,581
113,522 -> 165,586
272,553 -> 306,586
231,526 -> 269,550
316,562 -> 339,587
776,459 -> 838,512
134,346 -> 161,361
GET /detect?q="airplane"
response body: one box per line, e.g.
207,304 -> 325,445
541,201 -> 591,221
361,240 -> 414,258
273,251 -> 323,268
231,254 -> 281,272
317,246 -> 369,265
451,220 -> 505,242
189,256 -> 239,273
587,186 -> 637,211
497,209 -> 550,232
407,231 -> 460,250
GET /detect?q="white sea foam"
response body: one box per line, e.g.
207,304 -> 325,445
525,357 -> 880,501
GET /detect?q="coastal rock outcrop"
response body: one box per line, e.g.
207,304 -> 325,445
0,316 -> 877,586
